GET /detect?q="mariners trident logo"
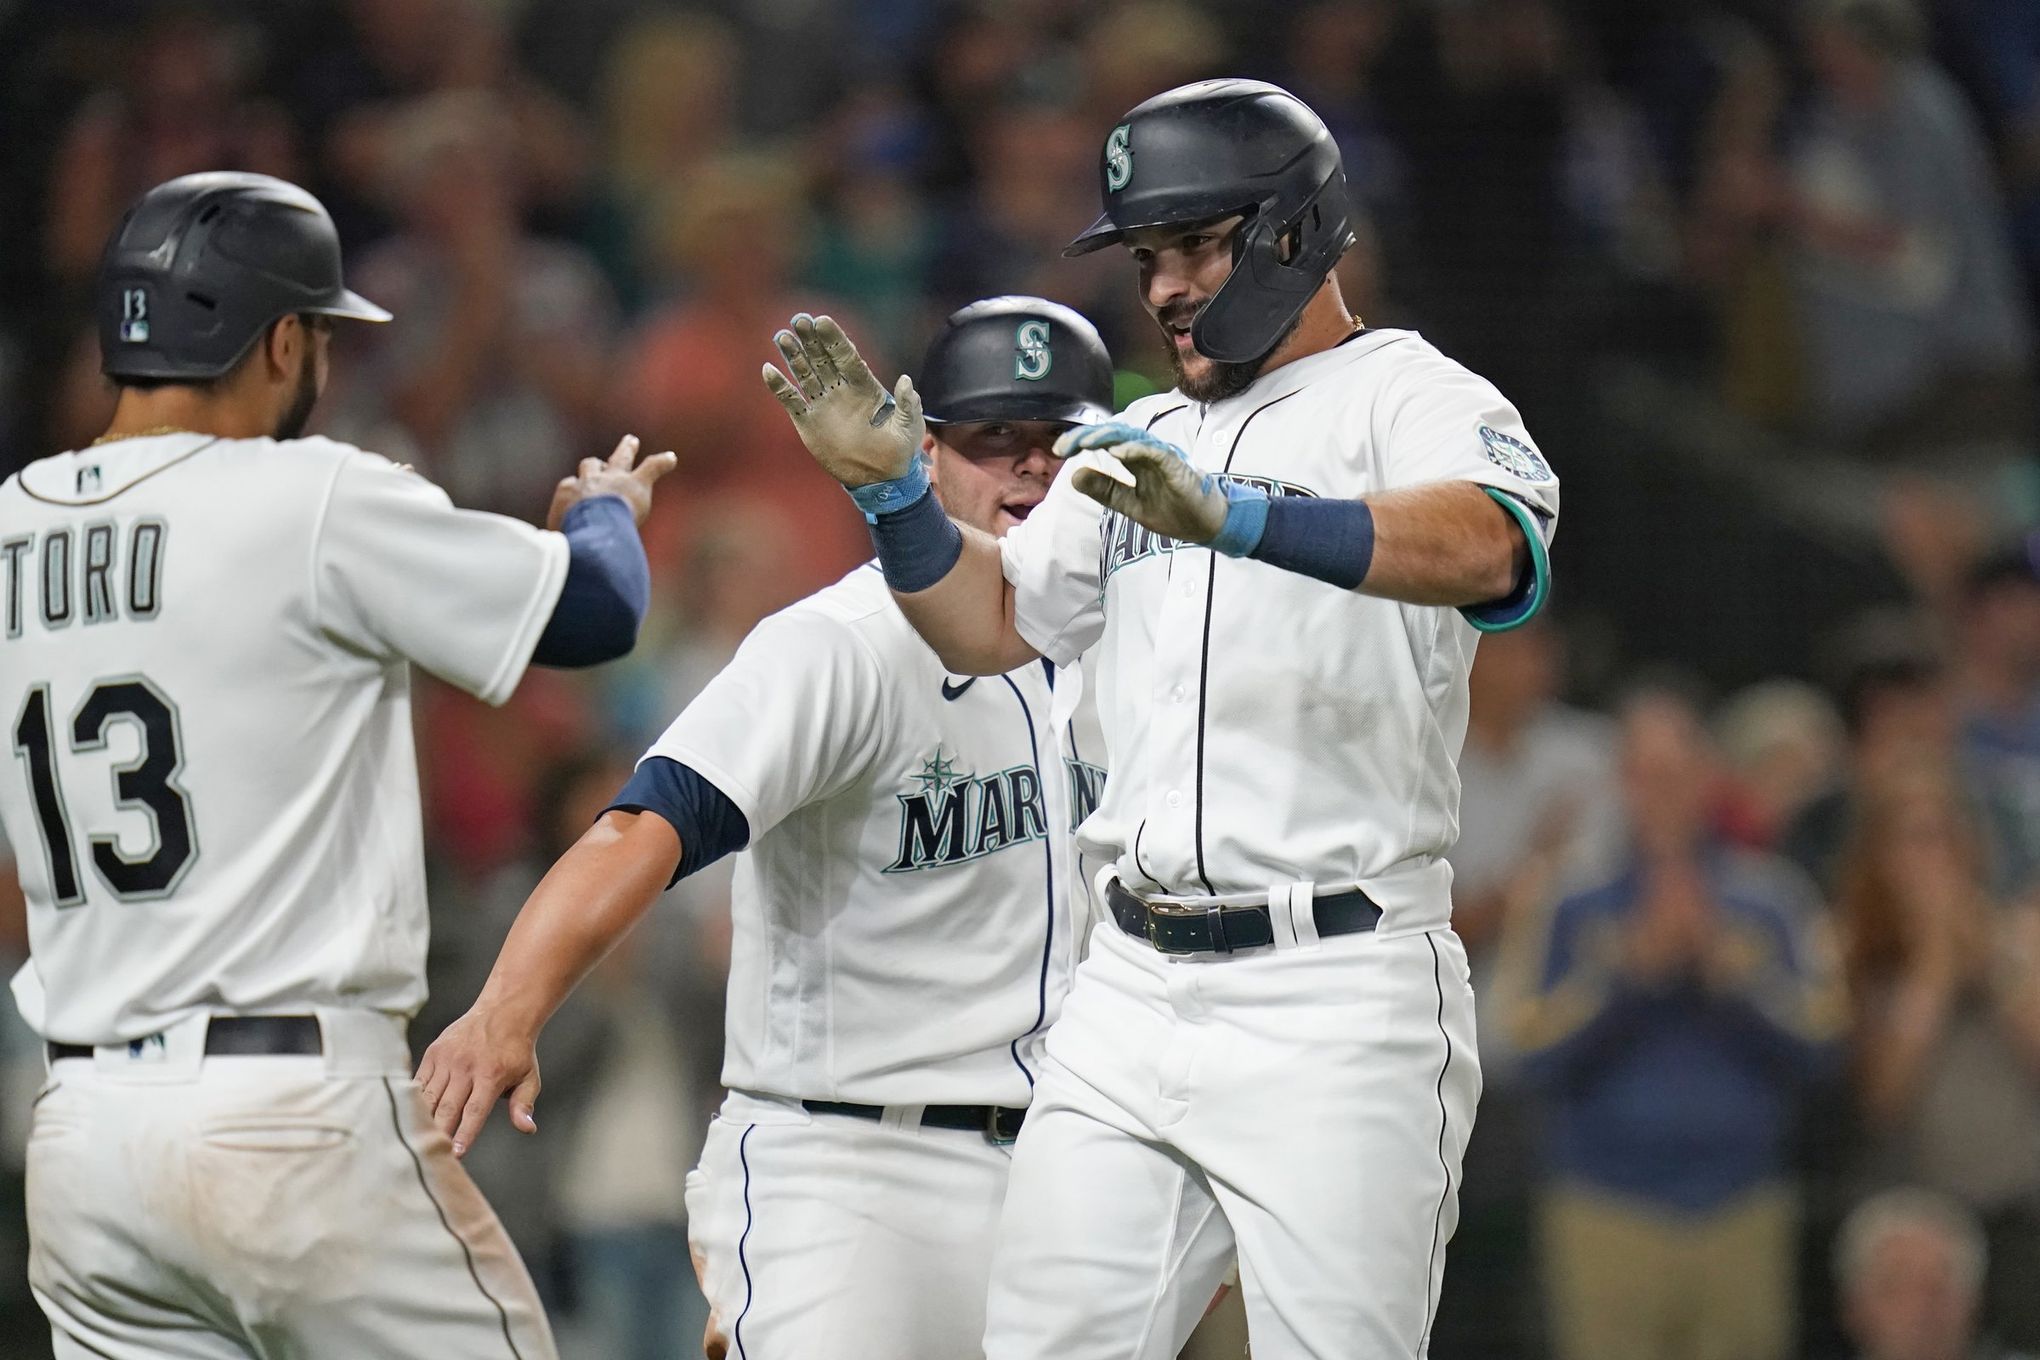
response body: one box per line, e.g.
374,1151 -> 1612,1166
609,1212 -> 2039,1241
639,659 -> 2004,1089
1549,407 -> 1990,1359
1014,320 -> 1052,381
1105,124 -> 1132,192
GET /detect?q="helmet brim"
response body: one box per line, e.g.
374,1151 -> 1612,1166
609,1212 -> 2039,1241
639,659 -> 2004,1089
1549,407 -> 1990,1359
310,288 -> 393,324
1062,213 -> 1123,258
925,397 -> 1113,427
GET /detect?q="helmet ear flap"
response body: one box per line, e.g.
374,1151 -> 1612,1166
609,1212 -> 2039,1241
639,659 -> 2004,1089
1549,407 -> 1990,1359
1190,172 -> 1355,364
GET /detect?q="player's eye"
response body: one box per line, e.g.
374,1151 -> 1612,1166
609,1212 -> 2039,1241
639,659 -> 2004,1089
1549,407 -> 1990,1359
1130,247 -> 1154,265
1181,234 -> 1214,252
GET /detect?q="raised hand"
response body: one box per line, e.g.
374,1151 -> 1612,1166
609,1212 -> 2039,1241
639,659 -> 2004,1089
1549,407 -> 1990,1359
547,434 -> 678,530
762,313 -> 924,488
1057,422 -> 1231,544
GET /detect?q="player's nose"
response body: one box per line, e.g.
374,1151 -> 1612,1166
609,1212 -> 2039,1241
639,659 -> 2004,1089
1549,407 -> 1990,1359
1016,438 -> 1057,478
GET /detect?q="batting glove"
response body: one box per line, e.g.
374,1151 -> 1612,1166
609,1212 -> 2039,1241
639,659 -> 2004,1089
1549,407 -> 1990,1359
763,314 -> 925,489
1056,422 -> 1269,554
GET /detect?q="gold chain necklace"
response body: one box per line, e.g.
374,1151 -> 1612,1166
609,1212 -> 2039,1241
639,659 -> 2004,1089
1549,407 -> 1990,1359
90,425 -> 193,447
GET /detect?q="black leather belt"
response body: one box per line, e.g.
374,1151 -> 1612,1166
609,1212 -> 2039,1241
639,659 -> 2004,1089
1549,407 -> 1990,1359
47,1015 -> 324,1064
1107,879 -> 1382,955
802,1098 -> 1025,1145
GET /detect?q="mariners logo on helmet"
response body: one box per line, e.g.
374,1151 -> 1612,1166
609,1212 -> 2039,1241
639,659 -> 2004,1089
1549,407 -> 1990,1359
1014,320 -> 1052,381
1105,124 -> 1133,192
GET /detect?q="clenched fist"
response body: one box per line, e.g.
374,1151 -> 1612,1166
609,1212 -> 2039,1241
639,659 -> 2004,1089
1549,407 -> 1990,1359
763,314 -> 924,489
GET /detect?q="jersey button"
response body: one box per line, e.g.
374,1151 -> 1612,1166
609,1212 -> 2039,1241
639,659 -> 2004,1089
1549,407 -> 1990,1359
1166,790 -> 1184,809
1170,684 -> 1186,702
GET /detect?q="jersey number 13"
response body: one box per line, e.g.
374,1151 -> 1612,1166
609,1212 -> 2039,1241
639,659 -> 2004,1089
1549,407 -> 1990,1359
13,677 -> 197,906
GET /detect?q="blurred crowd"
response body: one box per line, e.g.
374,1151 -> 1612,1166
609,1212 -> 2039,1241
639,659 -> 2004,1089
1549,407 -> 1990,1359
1,0 -> 2039,1357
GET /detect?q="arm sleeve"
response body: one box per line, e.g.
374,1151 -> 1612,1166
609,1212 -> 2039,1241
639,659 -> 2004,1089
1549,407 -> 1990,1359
1000,448 -> 1112,665
606,756 -> 750,887
531,496 -> 649,667
1375,350 -> 1560,630
312,453 -> 569,705
644,608 -> 890,837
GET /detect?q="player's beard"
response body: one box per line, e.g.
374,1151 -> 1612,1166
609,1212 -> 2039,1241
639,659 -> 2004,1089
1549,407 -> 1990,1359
1160,302 -> 1301,404
273,347 -> 320,440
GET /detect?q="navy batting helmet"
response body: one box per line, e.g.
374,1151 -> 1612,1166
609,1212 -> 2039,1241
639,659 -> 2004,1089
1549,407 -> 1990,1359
98,172 -> 390,382
1064,79 -> 1355,365
919,296 -> 1113,428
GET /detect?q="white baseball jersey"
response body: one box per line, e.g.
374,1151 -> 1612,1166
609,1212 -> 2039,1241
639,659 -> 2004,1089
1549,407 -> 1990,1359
0,432 -> 567,1045
642,562 -> 1088,1109
1000,328 -> 1560,932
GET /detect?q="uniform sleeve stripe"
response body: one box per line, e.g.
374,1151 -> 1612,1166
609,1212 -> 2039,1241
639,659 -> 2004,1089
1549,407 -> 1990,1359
1461,487 -> 1550,633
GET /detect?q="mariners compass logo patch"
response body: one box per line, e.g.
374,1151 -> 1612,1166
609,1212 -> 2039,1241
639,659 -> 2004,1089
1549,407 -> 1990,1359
1478,426 -> 1555,483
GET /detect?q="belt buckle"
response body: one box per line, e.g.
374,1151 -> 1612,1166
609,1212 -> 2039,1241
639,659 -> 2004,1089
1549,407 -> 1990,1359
985,1107 -> 1020,1146
1143,899 -> 1206,956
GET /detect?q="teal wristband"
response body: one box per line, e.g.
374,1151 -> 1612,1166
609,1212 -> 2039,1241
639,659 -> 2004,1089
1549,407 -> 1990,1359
847,458 -> 931,522
1207,482 -> 1271,557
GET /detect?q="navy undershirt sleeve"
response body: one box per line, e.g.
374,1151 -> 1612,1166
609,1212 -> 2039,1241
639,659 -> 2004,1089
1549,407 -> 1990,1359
605,755 -> 751,888
532,495 -> 649,667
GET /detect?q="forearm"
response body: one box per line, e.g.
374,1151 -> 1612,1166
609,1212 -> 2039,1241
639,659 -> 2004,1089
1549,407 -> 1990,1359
891,523 -> 1039,675
1360,481 -> 1528,606
532,496 -> 649,666
1856,977 -> 1954,1122
470,810 -> 679,1036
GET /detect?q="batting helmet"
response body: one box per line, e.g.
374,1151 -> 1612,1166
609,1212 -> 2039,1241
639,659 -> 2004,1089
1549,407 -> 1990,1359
98,172 -> 390,382
919,296 -> 1113,428
1063,79 -> 1355,366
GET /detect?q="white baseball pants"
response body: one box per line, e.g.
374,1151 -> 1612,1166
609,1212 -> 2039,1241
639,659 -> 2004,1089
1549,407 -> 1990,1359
26,1010 -> 555,1360
983,921 -> 1482,1360
685,1090 -> 1014,1360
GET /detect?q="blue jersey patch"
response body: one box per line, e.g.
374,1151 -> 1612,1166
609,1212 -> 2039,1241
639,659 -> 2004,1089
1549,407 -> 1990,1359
1479,425 -> 1554,483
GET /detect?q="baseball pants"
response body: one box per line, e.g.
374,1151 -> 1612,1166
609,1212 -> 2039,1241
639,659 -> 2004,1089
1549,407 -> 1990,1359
26,1009 -> 555,1360
983,920 -> 1483,1360
685,1090 -> 1013,1360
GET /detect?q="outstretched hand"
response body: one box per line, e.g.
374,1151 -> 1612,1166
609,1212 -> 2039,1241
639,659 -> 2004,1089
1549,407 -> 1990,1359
1057,422 -> 1230,545
414,1006 -> 542,1159
547,434 -> 678,530
762,313 -> 924,489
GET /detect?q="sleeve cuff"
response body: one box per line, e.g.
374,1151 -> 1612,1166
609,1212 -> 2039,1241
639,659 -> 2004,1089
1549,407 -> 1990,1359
1460,487 -> 1551,633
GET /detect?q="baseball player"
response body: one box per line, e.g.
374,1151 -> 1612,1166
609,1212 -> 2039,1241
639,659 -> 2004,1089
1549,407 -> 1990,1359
416,296 -> 1113,1360
0,172 -> 673,1359
766,80 -> 1560,1360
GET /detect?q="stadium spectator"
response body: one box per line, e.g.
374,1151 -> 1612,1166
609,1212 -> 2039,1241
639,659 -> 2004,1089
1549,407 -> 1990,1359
1836,1187 -> 2039,1360
617,153 -> 873,596
582,11 -> 742,315
1513,686 -> 1840,1360
1836,761 -> 2040,1348
290,0 -> 591,247
44,6 -> 297,285
1715,679 -> 1848,849
1784,642 -> 1958,895
324,92 -> 618,521
1782,0 -> 2035,454
1951,542 -> 2040,898
1439,616 -> 1618,1360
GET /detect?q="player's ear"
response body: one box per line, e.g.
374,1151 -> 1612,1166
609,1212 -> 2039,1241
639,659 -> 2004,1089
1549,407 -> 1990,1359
920,433 -> 941,487
261,315 -> 299,382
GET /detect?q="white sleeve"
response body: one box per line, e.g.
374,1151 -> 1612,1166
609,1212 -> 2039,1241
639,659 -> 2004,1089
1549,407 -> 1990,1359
312,454 -> 570,705
1376,349 -> 1561,537
999,450 -> 1111,665
644,611 -> 888,838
